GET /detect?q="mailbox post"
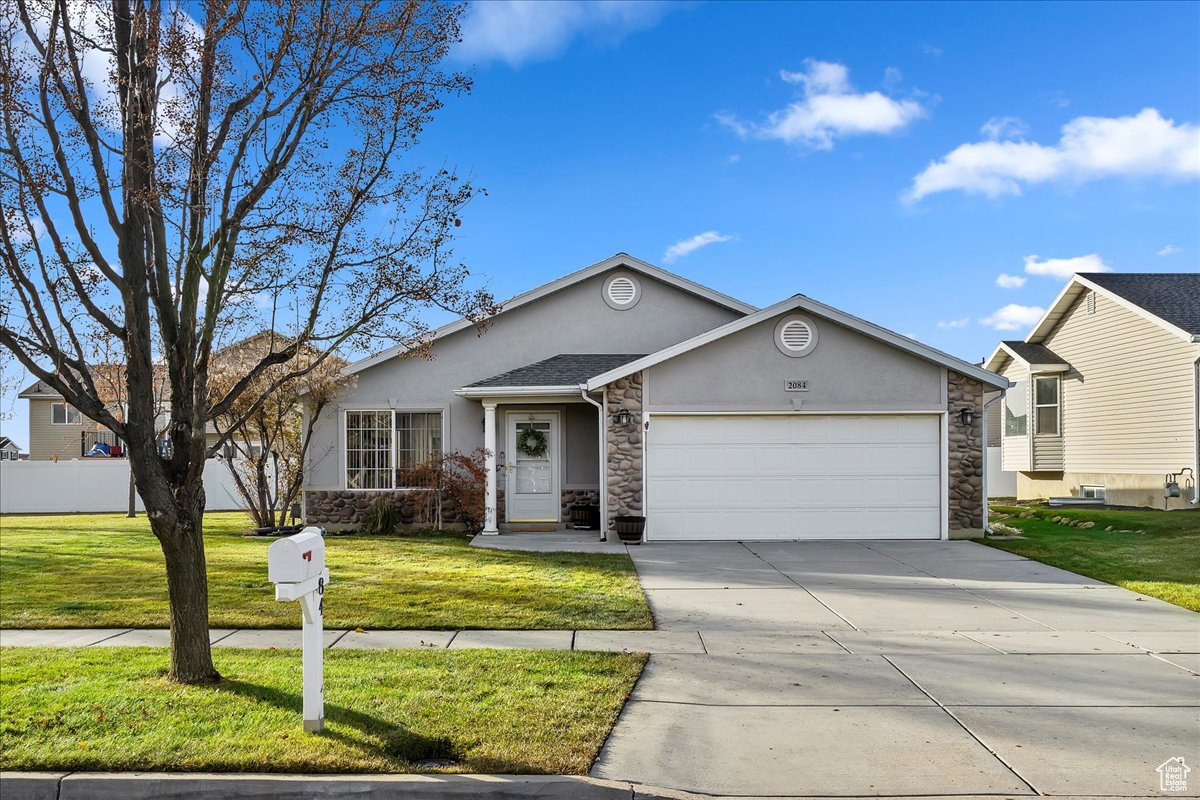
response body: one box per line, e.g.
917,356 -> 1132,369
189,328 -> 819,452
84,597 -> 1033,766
268,528 -> 329,732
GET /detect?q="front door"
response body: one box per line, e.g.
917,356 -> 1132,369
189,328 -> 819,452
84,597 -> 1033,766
506,413 -> 559,522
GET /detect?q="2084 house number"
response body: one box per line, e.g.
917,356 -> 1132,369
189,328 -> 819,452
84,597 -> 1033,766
785,379 -> 809,392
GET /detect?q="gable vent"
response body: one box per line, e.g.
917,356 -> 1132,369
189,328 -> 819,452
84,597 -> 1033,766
780,320 -> 812,351
1086,291 -> 1096,314
609,278 -> 638,309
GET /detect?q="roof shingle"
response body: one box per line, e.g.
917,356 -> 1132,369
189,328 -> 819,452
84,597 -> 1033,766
464,354 -> 646,389
1081,272 -> 1200,336
1001,341 -> 1068,366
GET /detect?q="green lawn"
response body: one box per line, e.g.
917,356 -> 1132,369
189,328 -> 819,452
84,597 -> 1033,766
0,646 -> 645,774
0,513 -> 651,630
987,504 -> 1200,611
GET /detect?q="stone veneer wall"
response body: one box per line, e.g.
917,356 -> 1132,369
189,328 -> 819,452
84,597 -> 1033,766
560,488 -> 600,520
605,371 -> 643,528
947,371 -> 985,536
305,489 -> 466,529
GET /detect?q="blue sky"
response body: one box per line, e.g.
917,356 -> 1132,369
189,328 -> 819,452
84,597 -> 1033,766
2,0 -> 1198,449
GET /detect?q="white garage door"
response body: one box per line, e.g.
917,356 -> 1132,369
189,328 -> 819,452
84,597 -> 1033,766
646,414 -> 942,541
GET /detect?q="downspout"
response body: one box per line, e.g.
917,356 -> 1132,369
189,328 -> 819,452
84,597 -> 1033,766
1193,357 -> 1199,504
580,385 -> 608,539
982,392 -> 1004,532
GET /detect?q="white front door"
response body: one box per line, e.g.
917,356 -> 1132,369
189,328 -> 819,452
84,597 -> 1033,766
506,413 -> 559,522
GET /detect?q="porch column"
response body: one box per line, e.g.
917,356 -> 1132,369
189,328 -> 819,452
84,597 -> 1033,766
482,402 -> 499,535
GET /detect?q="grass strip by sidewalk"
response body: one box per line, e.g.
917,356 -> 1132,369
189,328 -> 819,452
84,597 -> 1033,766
986,504 -> 1200,611
0,512 -> 652,630
0,646 -> 646,774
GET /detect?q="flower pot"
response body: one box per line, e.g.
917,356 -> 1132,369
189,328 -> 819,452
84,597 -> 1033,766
613,515 -> 645,544
570,503 -> 600,530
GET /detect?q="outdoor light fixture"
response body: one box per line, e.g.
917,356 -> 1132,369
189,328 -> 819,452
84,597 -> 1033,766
959,407 -> 975,426
614,408 -> 632,426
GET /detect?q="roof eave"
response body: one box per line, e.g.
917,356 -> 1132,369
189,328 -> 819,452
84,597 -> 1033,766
454,385 -> 581,399
1028,274 -> 1197,344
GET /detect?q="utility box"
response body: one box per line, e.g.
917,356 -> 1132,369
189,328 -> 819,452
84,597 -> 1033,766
268,528 -> 325,584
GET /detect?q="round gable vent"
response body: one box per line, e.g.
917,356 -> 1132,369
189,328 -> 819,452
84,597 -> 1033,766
603,273 -> 641,309
774,315 -> 818,357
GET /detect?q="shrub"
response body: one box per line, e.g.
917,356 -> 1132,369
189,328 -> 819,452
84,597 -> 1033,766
360,495 -> 401,536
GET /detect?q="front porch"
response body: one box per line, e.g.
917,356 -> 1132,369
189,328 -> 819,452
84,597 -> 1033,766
453,353 -> 647,537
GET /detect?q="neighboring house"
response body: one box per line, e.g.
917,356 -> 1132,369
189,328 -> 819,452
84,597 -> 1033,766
985,272 -> 1200,510
0,436 -> 23,461
304,253 -> 1006,541
16,380 -> 124,461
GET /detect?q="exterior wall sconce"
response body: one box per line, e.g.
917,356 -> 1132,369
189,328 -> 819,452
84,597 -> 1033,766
613,408 -> 632,426
958,407 -> 975,426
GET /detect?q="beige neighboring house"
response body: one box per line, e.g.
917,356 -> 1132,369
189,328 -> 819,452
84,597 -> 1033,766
985,272 -> 1200,510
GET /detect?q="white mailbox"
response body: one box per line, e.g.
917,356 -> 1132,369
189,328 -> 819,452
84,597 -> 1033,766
268,527 -> 329,733
268,528 -> 325,584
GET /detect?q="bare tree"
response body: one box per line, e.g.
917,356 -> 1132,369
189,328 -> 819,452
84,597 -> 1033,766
0,0 -> 492,683
210,332 -> 344,530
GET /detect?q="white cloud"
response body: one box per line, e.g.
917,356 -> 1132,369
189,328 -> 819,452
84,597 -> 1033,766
718,59 -> 925,150
906,108 -> 1200,202
1023,253 -> 1112,279
1158,244 -> 1181,257
456,0 -> 669,67
995,273 -> 1027,289
980,116 -> 1028,141
936,317 -> 969,329
663,231 -> 733,264
980,304 -> 1046,332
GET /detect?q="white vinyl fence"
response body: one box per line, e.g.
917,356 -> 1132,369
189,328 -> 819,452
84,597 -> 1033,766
986,446 -> 1017,499
0,458 -> 248,514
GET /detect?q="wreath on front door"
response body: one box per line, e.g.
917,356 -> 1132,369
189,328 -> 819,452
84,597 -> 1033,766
515,427 -> 548,458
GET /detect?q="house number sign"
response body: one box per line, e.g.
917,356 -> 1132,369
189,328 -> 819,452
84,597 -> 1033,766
785,379 -> 809,392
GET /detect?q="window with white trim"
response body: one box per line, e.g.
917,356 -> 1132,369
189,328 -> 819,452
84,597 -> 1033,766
1034,376 -> 1060,436
345,410 -> 443,489
1080,484 -> 1105,500
1004,381 -> 1027,436
51,402 -> 82,425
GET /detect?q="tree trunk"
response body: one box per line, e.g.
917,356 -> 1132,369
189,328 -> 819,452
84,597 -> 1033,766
151,494 -> 220,684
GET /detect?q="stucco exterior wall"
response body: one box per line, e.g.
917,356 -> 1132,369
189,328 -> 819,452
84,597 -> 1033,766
646,311 -> 944,413
306,267 -> 743,491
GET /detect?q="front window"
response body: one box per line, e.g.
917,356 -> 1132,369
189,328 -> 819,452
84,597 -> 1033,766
1034,376 -> 1060,435
345,410 -> 443,489
396,412 -> 442,486
1004,381 -> 1027,436
51,402 -> 82,425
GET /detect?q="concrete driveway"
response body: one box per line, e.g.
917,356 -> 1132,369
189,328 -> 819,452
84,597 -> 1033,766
592,540 -> 1200,797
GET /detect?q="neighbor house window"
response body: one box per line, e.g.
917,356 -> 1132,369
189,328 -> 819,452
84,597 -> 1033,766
345,410 -> 442,489
51,402 -> 82,425
1004,381 -> 1027,436
1034,376 -> 1060,435
1080,485 -> 1105,500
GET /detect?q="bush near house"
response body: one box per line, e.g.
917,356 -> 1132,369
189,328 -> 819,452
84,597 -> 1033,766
987,503 -> 1200,611
0,512 -> 652,630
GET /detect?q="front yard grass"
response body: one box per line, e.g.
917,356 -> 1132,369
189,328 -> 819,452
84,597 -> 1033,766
0,646 -> 645,774
986,504 -> 1200,611
0,512 -> 651,630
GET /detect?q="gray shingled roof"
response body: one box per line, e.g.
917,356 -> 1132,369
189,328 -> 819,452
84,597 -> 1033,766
1001,340 -> 1067,365
464,354 -> 646,389
1082,272 -> 1200,336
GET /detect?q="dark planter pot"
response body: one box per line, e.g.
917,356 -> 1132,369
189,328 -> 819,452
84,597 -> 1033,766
613,515 -> 646,544
570,504 -> 600,530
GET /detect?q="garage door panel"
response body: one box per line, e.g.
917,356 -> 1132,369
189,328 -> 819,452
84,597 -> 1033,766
647,415 -> 941,541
